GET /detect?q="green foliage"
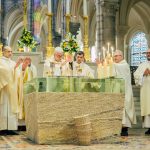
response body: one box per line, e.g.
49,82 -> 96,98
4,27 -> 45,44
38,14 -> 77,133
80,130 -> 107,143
18,28 -> 37,49
60,32 -> 79,53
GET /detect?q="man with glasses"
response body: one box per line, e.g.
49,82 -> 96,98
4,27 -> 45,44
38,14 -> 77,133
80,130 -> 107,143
134,49 -> 150,135
0,46 -> 21,133
113,50 -> 137,136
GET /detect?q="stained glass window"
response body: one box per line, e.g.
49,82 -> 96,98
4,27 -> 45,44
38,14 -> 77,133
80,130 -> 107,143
130,32 -> 148,66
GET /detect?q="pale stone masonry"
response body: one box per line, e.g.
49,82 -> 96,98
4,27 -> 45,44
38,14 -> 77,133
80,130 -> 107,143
24,92 -> 124,144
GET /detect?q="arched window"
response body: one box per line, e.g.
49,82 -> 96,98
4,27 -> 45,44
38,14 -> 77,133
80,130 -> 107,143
130,32 -> 148,66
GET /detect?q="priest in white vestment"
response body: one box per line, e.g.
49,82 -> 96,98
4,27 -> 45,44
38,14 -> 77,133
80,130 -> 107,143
0,46 -> 20,131
17,57 -> 37,119
134,49 -> 150,135
64,51 -> 94,78
43,47 -> 66,77
113,50 -> 136,136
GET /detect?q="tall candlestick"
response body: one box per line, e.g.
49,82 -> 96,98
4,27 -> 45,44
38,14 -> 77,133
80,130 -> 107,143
103,47 -> 106,60
107,42 -> 110,53
66,0 -> 70,14
48,0 -> 52,13
83,0 -> 87,16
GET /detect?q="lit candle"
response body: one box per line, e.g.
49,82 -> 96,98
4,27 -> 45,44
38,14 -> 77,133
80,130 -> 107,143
103,47 -> 106,60
83,0 -> 87,16
111,46 -> 114,57
48,0 -> 52,13
116,35 -> 118,50
66,0 -> 70,14
103,59 -> 107,78
98,52 -> 101,61
107,42 -> 110,53
97,63 -> 102,79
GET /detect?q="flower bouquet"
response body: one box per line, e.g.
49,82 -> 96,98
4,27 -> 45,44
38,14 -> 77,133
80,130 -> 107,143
18,28 -> 37,52
60,32 -> 79,62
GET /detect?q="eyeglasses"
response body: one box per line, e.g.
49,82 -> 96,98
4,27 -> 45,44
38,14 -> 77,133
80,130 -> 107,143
5,50 -> 12,53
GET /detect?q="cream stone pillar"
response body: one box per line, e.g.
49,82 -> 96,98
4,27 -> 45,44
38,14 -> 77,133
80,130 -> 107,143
116,25 -> 129,51
96,0 -> 119,55
145,34 -> 150,48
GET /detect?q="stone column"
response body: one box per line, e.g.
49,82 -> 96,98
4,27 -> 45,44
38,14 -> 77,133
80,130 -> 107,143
96,0 -> 119,54
116,25 -> 129,51
61,0 -> 66,39
145,33 -> 150,48
28,0 -> 34,32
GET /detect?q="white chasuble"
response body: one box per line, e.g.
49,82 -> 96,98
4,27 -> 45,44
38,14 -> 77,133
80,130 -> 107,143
72,62 -> 94,78
43,56 -> 66,77
113,60 -> 136,126
134,61 -> 150,117
0,57 -> 19,130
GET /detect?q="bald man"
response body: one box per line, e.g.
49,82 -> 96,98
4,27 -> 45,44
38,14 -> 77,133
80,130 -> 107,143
134,49 -> 150,135
43,47 -> 66,77
0,46 -> 20,132
113,50 -> 136,136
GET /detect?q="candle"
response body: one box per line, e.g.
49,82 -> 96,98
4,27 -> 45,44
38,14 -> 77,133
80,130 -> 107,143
97,63 -> 102,79
66,0 -> 70,14
98,52 -> 101,61
103,59 -> 107,78
103,47 -> 106,60
107,42 -> 110,53
48,0 -> 52,13
83,0 -> 87,16
116,35 -> 118,50
111,47 -> 114,57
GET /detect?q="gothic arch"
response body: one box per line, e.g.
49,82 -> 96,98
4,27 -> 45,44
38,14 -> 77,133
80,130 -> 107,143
124,25 -> 147,63
3,5 -> 23,50
117,0 -> 150,55
4,5 -> 23,39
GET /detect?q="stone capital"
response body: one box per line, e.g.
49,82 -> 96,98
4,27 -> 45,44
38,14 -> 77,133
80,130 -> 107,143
99,0 -> 119,16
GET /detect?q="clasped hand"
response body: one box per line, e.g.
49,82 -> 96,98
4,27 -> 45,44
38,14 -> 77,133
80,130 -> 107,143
144,68 -> 150,76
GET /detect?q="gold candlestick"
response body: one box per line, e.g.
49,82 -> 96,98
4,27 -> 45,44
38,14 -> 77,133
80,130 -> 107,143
65,14 -> 71,33
0,43 -> 3,57
83,16 -> 90,61
46,13 -> 54,58
23,0 -> 27,28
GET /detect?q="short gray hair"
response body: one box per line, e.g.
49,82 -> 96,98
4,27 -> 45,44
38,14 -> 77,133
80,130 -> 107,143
114,50 -> 123,56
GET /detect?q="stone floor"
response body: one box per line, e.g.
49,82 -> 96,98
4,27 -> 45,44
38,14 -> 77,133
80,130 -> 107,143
0,129 -> 150,150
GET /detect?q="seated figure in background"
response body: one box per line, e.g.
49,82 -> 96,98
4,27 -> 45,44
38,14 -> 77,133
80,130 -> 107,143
43,47 -> 66,77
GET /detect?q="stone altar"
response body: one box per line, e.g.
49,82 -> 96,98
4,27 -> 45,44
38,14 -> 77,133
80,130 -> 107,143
24,77 -> 124,144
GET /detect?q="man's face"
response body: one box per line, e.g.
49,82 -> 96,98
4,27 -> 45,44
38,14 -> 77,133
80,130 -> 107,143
3,48 -> 13,58
113,54 -> 123,63
76,54 -> 84,64
25,58 -> 31,65
146,52 -> 150,61
54,52 -> 63,62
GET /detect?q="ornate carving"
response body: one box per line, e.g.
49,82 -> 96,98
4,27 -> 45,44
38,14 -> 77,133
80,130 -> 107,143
100,0 -> 119,17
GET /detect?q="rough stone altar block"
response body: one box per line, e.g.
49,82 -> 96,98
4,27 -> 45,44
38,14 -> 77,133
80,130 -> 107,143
24,92 -> 124,144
